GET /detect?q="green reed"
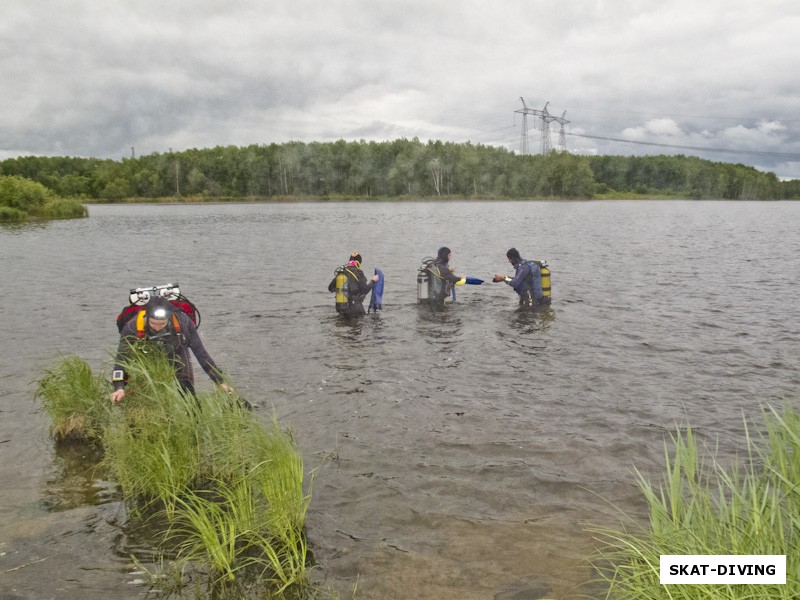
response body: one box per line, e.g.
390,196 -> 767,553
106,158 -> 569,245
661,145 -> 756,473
161,409 -> 311,593
164,468 -> 307,590
101,346 -> 201,516
37,347 -> 312,598
36,355 -> 112,441
591,405 -> 800,599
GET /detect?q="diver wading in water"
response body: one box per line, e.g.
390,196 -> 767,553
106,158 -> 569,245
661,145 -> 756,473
417,246 -> 467,305
328,252 -> 380,317
110,295 -> 232,403
493,247 -> 552,308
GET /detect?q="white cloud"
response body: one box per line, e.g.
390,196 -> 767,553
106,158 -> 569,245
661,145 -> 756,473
623,119 -> 683,140
2,0 -> 800,177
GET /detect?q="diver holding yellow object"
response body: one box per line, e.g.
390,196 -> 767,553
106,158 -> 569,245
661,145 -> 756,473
417,246 -> 468,304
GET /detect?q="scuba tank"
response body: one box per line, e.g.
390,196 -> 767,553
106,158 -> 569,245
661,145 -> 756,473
334,267 -> 350,311
541,264 -> 551,301
417,269 -> 430,303
417,257 -> 441,303
117,283 -> 200,333
532,260 -> 551,302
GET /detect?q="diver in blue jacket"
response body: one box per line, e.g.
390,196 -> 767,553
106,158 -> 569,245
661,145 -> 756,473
328,252 -> 379,316
493,247 -> 548,308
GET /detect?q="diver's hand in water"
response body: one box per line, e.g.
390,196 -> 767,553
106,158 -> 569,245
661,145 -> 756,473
371,274 -> 379,282
493,274 -> 506,283
110,388 -> 125,404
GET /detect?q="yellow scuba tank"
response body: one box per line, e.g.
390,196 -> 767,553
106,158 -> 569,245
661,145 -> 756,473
334,268 -> 350,311
536,260 -> 551,301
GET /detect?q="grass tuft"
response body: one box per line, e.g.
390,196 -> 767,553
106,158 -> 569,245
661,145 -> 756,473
590,406 -> 800,599
36,355 -> 111,441
37,348 -> 313,598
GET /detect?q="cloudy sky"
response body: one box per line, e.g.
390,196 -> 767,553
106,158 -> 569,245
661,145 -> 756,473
3,0 -> 799,178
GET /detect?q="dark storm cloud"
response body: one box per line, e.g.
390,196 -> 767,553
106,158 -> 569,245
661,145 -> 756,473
2,0 -> 799,177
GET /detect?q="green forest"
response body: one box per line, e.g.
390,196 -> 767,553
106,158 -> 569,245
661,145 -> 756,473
1,139 -> 797,210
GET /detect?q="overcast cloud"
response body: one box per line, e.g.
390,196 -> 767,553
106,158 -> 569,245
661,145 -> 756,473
3,0 -> 799,178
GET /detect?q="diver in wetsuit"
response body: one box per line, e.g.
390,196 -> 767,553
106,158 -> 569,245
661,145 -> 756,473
424,246 -> 466,304
110,296 -> 231,403
328,252 -> 380,317
492,247 -> 550,308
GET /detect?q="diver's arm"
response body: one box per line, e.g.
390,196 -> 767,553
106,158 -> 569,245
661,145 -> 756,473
183,318 -> 225,385
356,270 -> 376,296
110,324 -> 138,403
111,336 -> 131,391
506,263 -> 531,291
443,267 -> 463,286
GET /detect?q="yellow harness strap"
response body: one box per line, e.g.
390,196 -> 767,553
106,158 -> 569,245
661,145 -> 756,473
135,310 -> 146,338
135,309 -> 181,338
428,265 -> 445,280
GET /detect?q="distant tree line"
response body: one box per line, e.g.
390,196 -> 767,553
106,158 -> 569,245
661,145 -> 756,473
0,138 -> 795,203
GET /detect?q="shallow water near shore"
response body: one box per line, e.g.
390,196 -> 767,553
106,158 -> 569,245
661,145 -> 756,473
1,200 -> 799,599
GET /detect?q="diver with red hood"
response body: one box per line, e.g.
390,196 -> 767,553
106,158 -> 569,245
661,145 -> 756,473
110,296 -> 232,403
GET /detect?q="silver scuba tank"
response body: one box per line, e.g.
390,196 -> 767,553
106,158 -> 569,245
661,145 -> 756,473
417,258 -> 434,303
417,269 -> 430,303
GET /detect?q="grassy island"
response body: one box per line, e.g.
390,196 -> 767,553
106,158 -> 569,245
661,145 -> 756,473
37,350 -> 313,599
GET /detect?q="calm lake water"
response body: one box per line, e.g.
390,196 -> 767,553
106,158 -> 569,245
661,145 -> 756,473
1,200 -> 799,599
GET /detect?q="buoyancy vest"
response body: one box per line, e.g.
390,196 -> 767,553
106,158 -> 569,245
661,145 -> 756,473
425,261 -> 447,299
132,309 -> 186,358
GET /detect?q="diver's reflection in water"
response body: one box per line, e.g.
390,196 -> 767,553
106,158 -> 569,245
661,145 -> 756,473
507,306 -> 555,334
329,309 -> 388,341
500,307 -> 555,358
331,313 -> 365,338
325,312 -> 382,372
415,303 -> 464,346
40,442 -> 116,512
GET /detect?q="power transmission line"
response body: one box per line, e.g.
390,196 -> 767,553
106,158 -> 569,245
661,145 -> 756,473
568,132 -> 800,160
562,106 -> 800,124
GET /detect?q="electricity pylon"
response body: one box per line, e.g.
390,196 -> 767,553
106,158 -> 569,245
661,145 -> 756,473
516,97 -> 532,155
515,98 -> 562,155
554,110 -> 571,152
540,102 -> 554,154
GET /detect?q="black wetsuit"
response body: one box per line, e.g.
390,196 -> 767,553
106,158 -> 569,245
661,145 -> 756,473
426,258 -> 462,304
328,264 -> 376,316
113,311 -> 224,395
